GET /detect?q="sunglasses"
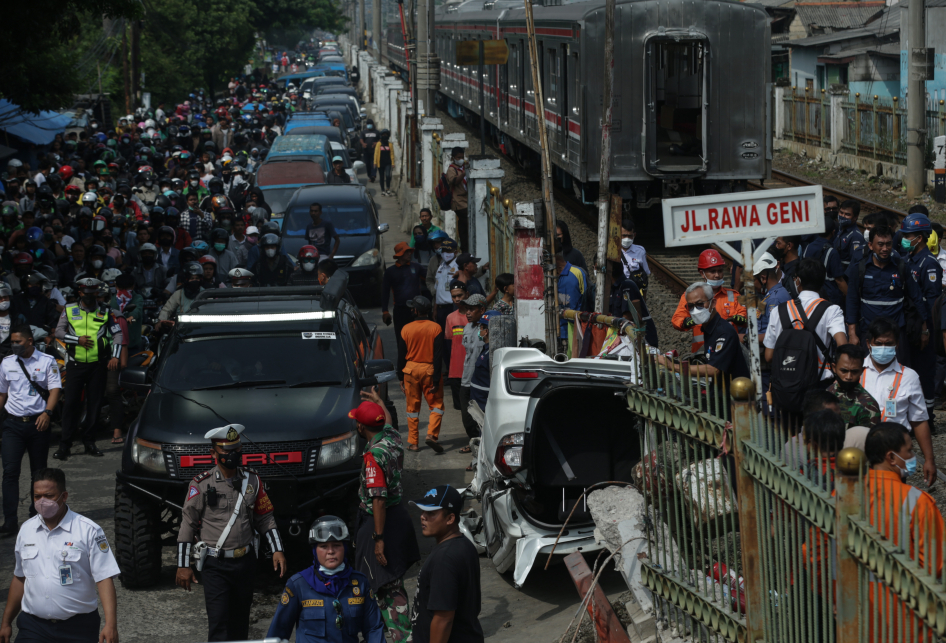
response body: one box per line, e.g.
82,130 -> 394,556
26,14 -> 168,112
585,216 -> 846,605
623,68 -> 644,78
333,599 -> 344,630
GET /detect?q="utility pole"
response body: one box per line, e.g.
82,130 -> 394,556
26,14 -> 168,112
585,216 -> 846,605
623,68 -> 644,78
417,0 -> 429,115
427,0 -> 436,116
524,0 -> 558,355
121,20 -> 130,115
373,0 -> 382,60
359,0 -> 367,50
131,19 -> 140,109
595,0 -> 615,311
907,0 -> 928,198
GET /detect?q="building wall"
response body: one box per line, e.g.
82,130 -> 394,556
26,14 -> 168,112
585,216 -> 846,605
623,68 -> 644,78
899,5 -> 946,98
790,47 -> 820,89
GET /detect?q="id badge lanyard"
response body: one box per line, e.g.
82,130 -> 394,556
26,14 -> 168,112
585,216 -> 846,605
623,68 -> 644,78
59,550 -> 73,586
863,371 -> 903,421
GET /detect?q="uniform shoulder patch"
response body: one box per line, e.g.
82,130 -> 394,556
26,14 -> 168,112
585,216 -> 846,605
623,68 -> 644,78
281,592 -> 290,605
187,486 -> 200,500
715,340 -> 725,353
193,470 -> 213,483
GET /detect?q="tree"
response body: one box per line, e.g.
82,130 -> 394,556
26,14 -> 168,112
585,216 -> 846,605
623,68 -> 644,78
0,0 -> 141,113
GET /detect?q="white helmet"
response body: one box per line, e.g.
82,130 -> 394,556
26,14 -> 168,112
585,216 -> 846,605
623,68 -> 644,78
752,252 -> 778,277
101,268 -> 123,283
144,118 -> 156,129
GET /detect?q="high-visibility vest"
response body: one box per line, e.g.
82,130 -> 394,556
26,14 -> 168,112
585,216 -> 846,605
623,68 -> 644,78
65,305 -> 110,362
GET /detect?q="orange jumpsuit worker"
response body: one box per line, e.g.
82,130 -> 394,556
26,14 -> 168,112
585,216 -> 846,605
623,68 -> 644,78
399,295 -> 445,453
671,249 -> 748,353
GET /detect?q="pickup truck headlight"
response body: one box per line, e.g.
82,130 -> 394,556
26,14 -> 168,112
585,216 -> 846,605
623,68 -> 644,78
133,438 -> 167,474
319,432 -> 357,469
352,249 -> 380,267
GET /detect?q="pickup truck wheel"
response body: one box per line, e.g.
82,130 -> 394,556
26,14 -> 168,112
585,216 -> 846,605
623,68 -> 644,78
114,483 -> 163,588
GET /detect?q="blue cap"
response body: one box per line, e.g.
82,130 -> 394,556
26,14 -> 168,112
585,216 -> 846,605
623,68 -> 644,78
410,484 -> 462,517
428,229 -> 448,242
479,309 -> 502,326
901,214 -> 932,234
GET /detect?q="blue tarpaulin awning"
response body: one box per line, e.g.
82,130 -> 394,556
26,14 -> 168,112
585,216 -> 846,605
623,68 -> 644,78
0,100 -> 72,146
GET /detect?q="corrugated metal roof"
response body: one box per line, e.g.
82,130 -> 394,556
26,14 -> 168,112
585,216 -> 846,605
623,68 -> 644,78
898,0 -> 946,7
785,7 -> 898,47
794,2 -> 885,29
817,41 -> 901,58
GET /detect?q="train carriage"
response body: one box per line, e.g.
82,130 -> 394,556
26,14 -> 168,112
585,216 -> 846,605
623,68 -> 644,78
387,0 -> 770,208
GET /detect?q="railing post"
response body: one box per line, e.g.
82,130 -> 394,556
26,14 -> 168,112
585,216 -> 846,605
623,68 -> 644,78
419,117 -> 443,212
872,95 -> 879,159
804,85 -> 811,143
467,157 -> 504,263
821,88 -> 828,148
834,447 -> 866,643
830,86 -> 845,153
774,84 -> 786,141
855,93 -> 862,154
729,377 -> 766,642
893,96 -> 900,162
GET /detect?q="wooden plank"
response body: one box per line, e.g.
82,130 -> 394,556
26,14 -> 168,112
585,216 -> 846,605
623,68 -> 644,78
564,552 -> 632,643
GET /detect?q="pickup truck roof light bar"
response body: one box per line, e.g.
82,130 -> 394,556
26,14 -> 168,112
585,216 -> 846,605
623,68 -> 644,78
178,311 -> 336,323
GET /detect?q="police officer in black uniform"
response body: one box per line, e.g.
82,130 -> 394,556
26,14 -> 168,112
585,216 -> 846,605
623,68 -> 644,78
834,199 -> 866,276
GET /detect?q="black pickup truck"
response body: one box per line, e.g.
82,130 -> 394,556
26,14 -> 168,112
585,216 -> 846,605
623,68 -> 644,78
113,277 -> 396,588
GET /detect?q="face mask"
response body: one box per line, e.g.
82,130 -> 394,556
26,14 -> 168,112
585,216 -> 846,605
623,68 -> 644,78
217,450 -> 241,469
214,243 -> 226,252
34,493 -> 63,520
190,180 -> 198,187
219,219 -> 232,231
768,246 -> 785,261
82,295 -> 97,308
184,281 -> 201,297
689,306 -> 711,325
319,562 -> 346,576
11,342 -> 27,357
706,278 -> 725,288
621,237 -> 633,250
0,301 -> 10,311
302,261 -> 316,272
901,237 -> 916,252
838,216 -> 853,229
142,255 -> 155,266
870,345 -> 897,365
27,286 -> 43,299
92,259 -> 103,269
43,233 -> 53,242
145,180 -> 153,187
442,252 -> 455,263
159,238 -> 172,247
895,453 -> 918,481
835,377 -> 858,392
265,247 -> 276,258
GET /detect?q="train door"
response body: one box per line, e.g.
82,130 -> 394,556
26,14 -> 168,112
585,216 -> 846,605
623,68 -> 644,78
546,45 -> 562,156
643,36 -> 708,174
501,43 -> 511,132
567,48 -> 580,165
558,44 -> 568,156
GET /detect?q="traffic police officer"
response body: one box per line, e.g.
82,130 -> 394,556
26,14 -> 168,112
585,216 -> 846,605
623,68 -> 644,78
845,224 -> 925,350
0,326 -> 62,535
0,468 -> 120,643
900,213 -> 942,420
834,199 -> 866,273
267,516 -> 385,643
176,423 -> 288,642
52,278 -> 122,460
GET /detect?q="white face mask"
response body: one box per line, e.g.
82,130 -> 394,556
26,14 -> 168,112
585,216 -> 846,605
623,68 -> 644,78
190,180 -> 198,187
621,237 -> 633,250
442,252 -> 455,263
0,301 -> 10,311
92,259 -> 103,269
302,262 -> 315,272
689,306 -> 711,325
265,248 -> 277,258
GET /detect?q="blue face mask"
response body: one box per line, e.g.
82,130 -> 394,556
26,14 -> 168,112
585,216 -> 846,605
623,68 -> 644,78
870,345 -> 897,365
895,453 -> 917,480
706,278 -> 725,288
214,243 -> 226,252
838,216 -> 853,229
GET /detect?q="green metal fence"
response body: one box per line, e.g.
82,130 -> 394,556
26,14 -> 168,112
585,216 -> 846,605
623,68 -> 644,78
782,87 -> 830,149
565,318 -> 946,643
486,180 -> 514,277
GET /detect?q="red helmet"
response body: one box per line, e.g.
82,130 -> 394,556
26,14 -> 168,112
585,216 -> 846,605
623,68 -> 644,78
59,166 -> 74,180
697,249 -> 724,270
92,215 -> 108,232
298,245 -> 320,261
65,185 -> 82,196
107,162 -> 120,172
13,252 -> 33,267
137,165 -> 154,174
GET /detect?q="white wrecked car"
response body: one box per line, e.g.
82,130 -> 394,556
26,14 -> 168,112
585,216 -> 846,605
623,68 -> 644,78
459,346 -> 641,587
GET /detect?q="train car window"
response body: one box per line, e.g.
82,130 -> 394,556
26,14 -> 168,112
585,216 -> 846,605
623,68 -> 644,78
570,52 -> 580,118
645,38 -> 707,172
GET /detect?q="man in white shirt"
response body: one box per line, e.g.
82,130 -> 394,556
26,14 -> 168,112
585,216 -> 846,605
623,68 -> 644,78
0,326 -> 61,535
763,258 -> 848,380
860,316 -> 937,487
0,468 -> 119,643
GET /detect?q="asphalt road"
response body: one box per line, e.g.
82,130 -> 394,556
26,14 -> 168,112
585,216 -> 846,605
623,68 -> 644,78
0,180 -> 626,643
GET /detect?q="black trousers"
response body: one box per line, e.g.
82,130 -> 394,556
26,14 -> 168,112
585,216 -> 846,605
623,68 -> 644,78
104,367 -> 123,432
16,610 -> 99,643
454,208 -> 469,254
59,360 -> 107,449
447,377 -> 463,411
1,417 -> 48,525
202,553 -> 257,642
458,385 -> 480,439
393,304 -> 412,379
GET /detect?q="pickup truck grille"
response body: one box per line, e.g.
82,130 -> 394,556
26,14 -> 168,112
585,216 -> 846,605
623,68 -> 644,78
163,440 -> 321,479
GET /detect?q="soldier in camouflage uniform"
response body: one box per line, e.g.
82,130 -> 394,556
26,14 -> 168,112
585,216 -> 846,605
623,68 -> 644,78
829,345 -> 882,428
351,388 -> 420,642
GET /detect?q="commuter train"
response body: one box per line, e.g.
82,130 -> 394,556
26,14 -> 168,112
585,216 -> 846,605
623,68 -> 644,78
385,0 -> 771,208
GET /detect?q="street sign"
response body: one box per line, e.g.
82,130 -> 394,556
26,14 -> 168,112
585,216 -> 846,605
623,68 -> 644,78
456,40 -> 509,65
662,185 -> 825,248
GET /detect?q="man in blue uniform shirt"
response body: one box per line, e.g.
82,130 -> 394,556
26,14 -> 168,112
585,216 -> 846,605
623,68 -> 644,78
845,225 -> 925,352
555,248 -> 587,345
835,199 -> 866,270
801,217 -> 847,307
900,212 -> 942,420
267,515 -> 385,643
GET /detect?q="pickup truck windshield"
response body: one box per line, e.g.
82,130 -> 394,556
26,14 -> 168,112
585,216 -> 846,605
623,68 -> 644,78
154,332 -> 349,391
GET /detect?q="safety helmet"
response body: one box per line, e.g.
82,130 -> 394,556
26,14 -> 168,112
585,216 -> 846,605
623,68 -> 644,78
81,192 -> 98,207
12,252 -> 33,267
92,215 -> 108,232
261,233 -> 280,247
1,204 -> 17,218
298,245 -> 319,261
697,249 -> 724,270
428,229 -> 448,243
192,240 -> 210,254
25,227 -> 42,243
198,255 -> 217,266
0,283 -> 13,298
101,268 -> 123,284
261,221 -> 280,236
89,245 -> 107,258
187,169 -> 200,181
211,195 -> 229,212
211,228 -> 228,242
901,213 -> 932,234
65,185 -> 82,197
929,230 -> 940,254
77,207 -> 94,219
308,515 -> 349,544
25,272 -> 47,287
59,166 -> 74,181
181,261 -> 203,278
752,252 -> 778,276
139,243 -> 158,255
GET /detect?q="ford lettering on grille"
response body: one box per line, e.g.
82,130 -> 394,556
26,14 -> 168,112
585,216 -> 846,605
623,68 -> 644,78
180,452 -> 303,468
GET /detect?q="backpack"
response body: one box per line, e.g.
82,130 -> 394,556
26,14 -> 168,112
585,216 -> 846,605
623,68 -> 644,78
435,173 -> 453,211
770,298 -> 832,411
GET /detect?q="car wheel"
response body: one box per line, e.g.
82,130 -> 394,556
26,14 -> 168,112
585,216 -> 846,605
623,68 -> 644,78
113,483 -> 164,588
